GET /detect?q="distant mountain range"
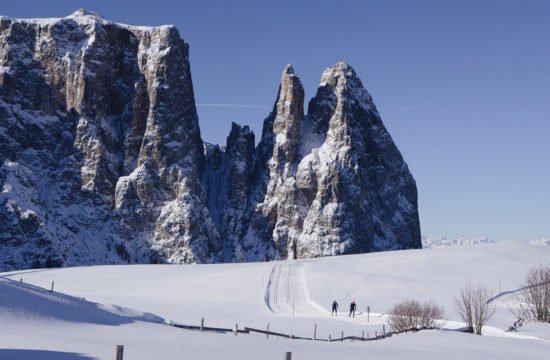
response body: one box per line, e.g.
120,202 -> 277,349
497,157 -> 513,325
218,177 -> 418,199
422,235 -> 550,248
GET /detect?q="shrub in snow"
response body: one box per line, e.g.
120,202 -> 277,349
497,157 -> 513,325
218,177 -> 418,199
516,264 -> 550,323
455,283 -> 495,335
388,299 -> 444,332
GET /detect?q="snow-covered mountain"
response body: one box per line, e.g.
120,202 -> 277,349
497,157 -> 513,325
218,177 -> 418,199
422,236 -> 550,248
422,235 -> 496,248
0,10 -> 421,270
529,238 -> 550,246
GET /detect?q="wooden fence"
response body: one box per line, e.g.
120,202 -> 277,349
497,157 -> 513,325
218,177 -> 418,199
112,345 -> 293,360
169,317 -> 414,342
112,322 -> 433,359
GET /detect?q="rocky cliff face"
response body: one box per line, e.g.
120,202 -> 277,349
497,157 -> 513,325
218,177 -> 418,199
236,63 -> 421,261
295,63 -> 420,256
0,10 -> 220,269
0,10 -> 420,271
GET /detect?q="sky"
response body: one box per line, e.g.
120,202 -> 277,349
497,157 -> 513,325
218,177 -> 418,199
2,0 -> 549,242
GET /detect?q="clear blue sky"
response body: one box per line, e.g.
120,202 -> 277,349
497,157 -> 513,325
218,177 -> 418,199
3,0 -> 549,241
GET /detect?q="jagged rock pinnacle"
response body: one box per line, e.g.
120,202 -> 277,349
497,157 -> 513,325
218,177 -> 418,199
283,64 -> 295,75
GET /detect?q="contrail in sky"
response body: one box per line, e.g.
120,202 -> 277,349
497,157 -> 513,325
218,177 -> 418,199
196,103 -> 270,109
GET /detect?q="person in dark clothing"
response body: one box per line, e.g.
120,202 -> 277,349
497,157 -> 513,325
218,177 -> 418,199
331,300 -> 338,316
349,300 -> 357,318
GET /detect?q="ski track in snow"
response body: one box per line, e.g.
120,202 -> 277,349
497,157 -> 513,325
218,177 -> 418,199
264,260 -> 325,316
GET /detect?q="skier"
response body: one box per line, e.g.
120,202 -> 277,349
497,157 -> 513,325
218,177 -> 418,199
349,300 -> 356,318
331,300 -> 338,316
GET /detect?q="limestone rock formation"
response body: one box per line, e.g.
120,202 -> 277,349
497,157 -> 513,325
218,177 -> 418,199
0,9 -> 220,269
295,63 -> 420,256
242,65 -> 308,260
0,10 -> 420,271
203,123 -> 256,261
239,63 -> 421,261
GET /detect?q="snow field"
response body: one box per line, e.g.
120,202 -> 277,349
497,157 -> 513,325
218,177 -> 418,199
1,243 -> 549,359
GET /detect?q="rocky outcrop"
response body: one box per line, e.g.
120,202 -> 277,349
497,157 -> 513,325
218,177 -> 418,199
239,63 -> 421,261
0,10 -> 219,269
295,63 -> 420,256
242,65 -> 308,260
204,123 -> 257,261
0,10 -> 420,271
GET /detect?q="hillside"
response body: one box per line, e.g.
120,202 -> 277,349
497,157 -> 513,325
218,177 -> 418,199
1,243 -> 549,359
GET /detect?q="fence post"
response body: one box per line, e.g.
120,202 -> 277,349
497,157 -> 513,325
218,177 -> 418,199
367,306 -> 370,322
362,330 -> 364,341
375,331 -> 377,339
313,324 -> 317,340
234,323 -> 238,336
383,324 -> 386,338
367,332 -> 369,339
20,278 -> 22,283
284,352 -> 292,360
200,318 -> 204,332
341,330 -> 344,342
329,334 -> 331,341
114,345 -> 124,360
267,323 -> 270,339
50,281 -> 54,292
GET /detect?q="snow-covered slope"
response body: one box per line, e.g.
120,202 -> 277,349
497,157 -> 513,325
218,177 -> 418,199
0,277 -> 163,325
1,243 -> 549,359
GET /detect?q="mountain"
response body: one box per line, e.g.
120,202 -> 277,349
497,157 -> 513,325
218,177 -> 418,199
0,10 -> 421,270
421,235 -> 496,248
421,235 -> 550,248
233,63 -> 421,261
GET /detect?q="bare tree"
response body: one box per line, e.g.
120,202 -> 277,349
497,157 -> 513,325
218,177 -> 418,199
456,285 -> 475,333
388,299 -> 420,332
472,285 -> 495,335
456,283 -> 495,335
517,265 -> 550,322
388,299 -> 443,332
420,300 -> 444,329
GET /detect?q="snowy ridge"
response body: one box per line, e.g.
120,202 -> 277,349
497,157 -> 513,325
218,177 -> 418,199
15,9 -> 174,33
